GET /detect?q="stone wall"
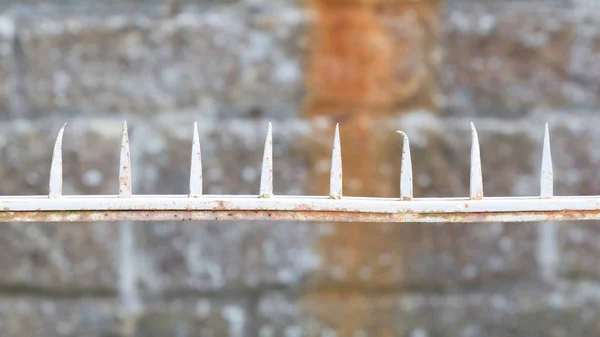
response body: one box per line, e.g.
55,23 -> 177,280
0,0 -> 600,336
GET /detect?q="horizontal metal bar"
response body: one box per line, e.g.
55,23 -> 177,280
1,209 -> 598,223
0,195 -> 598,222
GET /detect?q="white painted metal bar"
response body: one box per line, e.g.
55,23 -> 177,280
1,195 -> 600,213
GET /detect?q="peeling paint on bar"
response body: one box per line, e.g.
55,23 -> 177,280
0,208 -> 599,223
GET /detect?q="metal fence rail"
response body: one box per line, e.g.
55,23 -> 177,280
0,120 -> 593,223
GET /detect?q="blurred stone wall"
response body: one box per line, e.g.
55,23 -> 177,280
0,0 -> 600,336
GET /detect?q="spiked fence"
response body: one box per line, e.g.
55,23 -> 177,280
0,121 -> 593,223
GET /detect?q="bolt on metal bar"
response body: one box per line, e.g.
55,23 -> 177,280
0,120 -> 597,223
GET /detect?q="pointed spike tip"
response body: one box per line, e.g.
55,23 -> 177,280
259,122 -> 273,198
541,122 -> 553,198
329,123 -> 342,199
397,131 -> 413,201
49,123 -> 67,198
189,122 -> 203,197
469,122 -> 483,200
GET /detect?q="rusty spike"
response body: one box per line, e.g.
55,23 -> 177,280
330,123 -> 342,199
396,131 -> 413,201
259,122 -> 273,198
541,123 -> 553,198
49,123 -> 67,199
189,122 -> 203,197
119,121 -> 132,198
470,122 -> 483,200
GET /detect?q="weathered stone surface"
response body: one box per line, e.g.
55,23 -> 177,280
0,119 -> 122,293
135,298 -> 251,337
257,283 -> 600,337
0,20 -> 14,116
303,0 -> 441,118
9,3 -> 307,119
0,298 -> 122,337
440,4 -> 578,117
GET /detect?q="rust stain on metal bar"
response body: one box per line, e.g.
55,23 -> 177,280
396,130 -> 413,201
49,123 -> 67,199
190,122 -> 202,197
119,121 -> 132,198
470,122 -> 483,200
0,209 -> 598,223
329,123 -> 342,199
259,122 -> 273,198
541,123 -> 553,199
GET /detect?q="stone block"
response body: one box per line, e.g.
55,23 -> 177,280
440,3 -> 577,117
0,17 -> 15,117
9,3 -> 307,119
134,298 -> 252,337
0,298 -> 122,337
257,284 -> 600,337
2,112 -> 598,298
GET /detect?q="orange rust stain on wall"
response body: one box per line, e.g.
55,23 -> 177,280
303,3 -> 394,115
303,0 -> 442,118
300,0 -> 443,333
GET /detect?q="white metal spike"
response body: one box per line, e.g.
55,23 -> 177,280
470,122 -> 483,200
396,131 -> 413,201
541,123 -> 553,199
259,122 -> 273,198
330,123 -> 342,199
189,122 -> 203,197
49,123 -> 67,199
119,121 -> 132,198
